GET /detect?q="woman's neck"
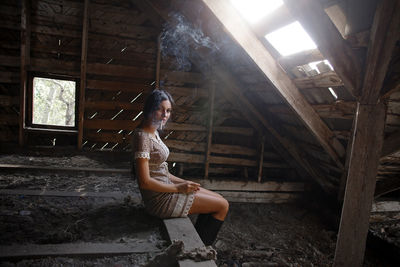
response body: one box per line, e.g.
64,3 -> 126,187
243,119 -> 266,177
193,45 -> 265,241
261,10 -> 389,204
140,120 -> 157,134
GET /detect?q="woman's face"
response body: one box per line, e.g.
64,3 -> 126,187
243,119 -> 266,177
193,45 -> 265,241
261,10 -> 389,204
153,100 -> 172,129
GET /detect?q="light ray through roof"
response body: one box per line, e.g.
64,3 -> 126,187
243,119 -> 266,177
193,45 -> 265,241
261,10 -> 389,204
231,0 -> 284,24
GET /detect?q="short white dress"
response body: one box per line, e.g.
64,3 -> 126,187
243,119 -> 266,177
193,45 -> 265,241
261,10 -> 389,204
132,128 -> 195,218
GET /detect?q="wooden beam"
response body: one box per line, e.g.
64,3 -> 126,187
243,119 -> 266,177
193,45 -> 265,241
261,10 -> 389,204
87,80 -> 151,92
201,0 -> 345,170
333,102 -> 386,267
360,0 -> 400,104
371,201 -> 400,213
284,0 -> 362,98
19,0 -> 30,147
84,119 -> 140,130
78,0 -> 89,149
191,179 -> 304,192
204,79 -> 215,179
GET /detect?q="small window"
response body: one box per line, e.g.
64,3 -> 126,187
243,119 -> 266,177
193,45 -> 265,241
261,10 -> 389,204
29,76 -> 78,129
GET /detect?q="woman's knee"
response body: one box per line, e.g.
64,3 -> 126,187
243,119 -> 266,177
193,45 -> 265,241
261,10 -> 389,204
218,197 -> 229,215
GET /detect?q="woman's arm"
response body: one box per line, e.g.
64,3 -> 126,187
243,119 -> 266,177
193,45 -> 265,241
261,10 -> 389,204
136,158 -> 200,193
169,172 -> 201,187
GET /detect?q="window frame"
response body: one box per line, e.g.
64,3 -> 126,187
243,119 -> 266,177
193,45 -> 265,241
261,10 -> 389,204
26,73 -> 80,131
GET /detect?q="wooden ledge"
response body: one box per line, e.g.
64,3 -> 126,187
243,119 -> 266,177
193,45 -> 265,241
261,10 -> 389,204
163,217 -> 217,267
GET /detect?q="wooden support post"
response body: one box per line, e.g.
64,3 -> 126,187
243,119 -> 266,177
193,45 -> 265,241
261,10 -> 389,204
333,103 -> 386,267
257,135 -> 265,183
335,2 -> 400,264
19,0 -> 31,147
78,0 -> 89,149
204,79 -> 215,180
155,34 -> 161,88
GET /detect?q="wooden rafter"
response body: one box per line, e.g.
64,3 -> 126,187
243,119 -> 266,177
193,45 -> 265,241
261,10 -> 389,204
200,0 -> 345,169
284,0 -> 362,98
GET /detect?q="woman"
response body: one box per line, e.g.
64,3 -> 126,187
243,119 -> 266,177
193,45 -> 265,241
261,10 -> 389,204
132,89 -> 229,246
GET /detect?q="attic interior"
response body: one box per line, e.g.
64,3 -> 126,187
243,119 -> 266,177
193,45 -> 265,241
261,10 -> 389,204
0,0 -> 399,266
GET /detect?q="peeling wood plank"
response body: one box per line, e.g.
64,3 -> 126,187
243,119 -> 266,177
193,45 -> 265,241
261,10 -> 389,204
284,0 -> 363,98
372,201 -> 400,212
293,71 -> 343,89
201,0 -> 345,169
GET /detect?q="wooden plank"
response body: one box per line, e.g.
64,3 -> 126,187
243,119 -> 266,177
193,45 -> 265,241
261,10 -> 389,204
87,79 -> 151,92
360,0 -> 400,104
78,0 -> 89,150
85,101 -> 143,111
191,179 -> 304,192
381,130 -> 400,157
163,218 -> 217,267
30,58 -> 80,76
217,191 -> 300,203
0,115 -> 19,125
161,70 -> 204,84
293,71 -> 343,89
0,164 -> 131,174
0,95 -> 19,106
0,55 -> 20,67
268,102 -> 356,120
333,103 -> 386,267
0,241 -> 160,259
371,201 -> 400,212
0,72 -> 19,83
19,0 -> 30,147
0,189 -> 139,200
168,152 -> 289,168
201,0 -> 345,169
284,0 -> 363,98
84,119 -> 140,130
165,139 -> 258,157
164,86 -> 208,97
204,80 -> 215,179
87,63 -> 154,79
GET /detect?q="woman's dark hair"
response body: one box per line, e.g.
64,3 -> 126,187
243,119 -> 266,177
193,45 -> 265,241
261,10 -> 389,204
142,89 -> 174,120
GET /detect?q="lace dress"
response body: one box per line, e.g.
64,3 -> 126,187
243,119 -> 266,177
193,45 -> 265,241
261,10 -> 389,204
132,128 -> 195,218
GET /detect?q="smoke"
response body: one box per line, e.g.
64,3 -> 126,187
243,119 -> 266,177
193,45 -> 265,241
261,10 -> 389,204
160,12 -> 219,72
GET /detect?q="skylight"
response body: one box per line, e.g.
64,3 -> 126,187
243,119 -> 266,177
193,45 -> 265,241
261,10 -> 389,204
231,0 -> 284,24
265,21 -> 317,56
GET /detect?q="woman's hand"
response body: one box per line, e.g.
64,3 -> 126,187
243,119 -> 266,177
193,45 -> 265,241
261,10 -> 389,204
176,181 -> 200,194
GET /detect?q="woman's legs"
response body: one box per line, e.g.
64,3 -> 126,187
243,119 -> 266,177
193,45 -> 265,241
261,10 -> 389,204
188,189 -> 229,221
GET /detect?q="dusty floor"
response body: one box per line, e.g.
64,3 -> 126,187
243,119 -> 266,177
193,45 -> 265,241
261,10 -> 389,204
0,152 -> 399,266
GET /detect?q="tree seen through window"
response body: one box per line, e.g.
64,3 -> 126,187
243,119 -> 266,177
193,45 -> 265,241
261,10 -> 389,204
32,77 -> 76,127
